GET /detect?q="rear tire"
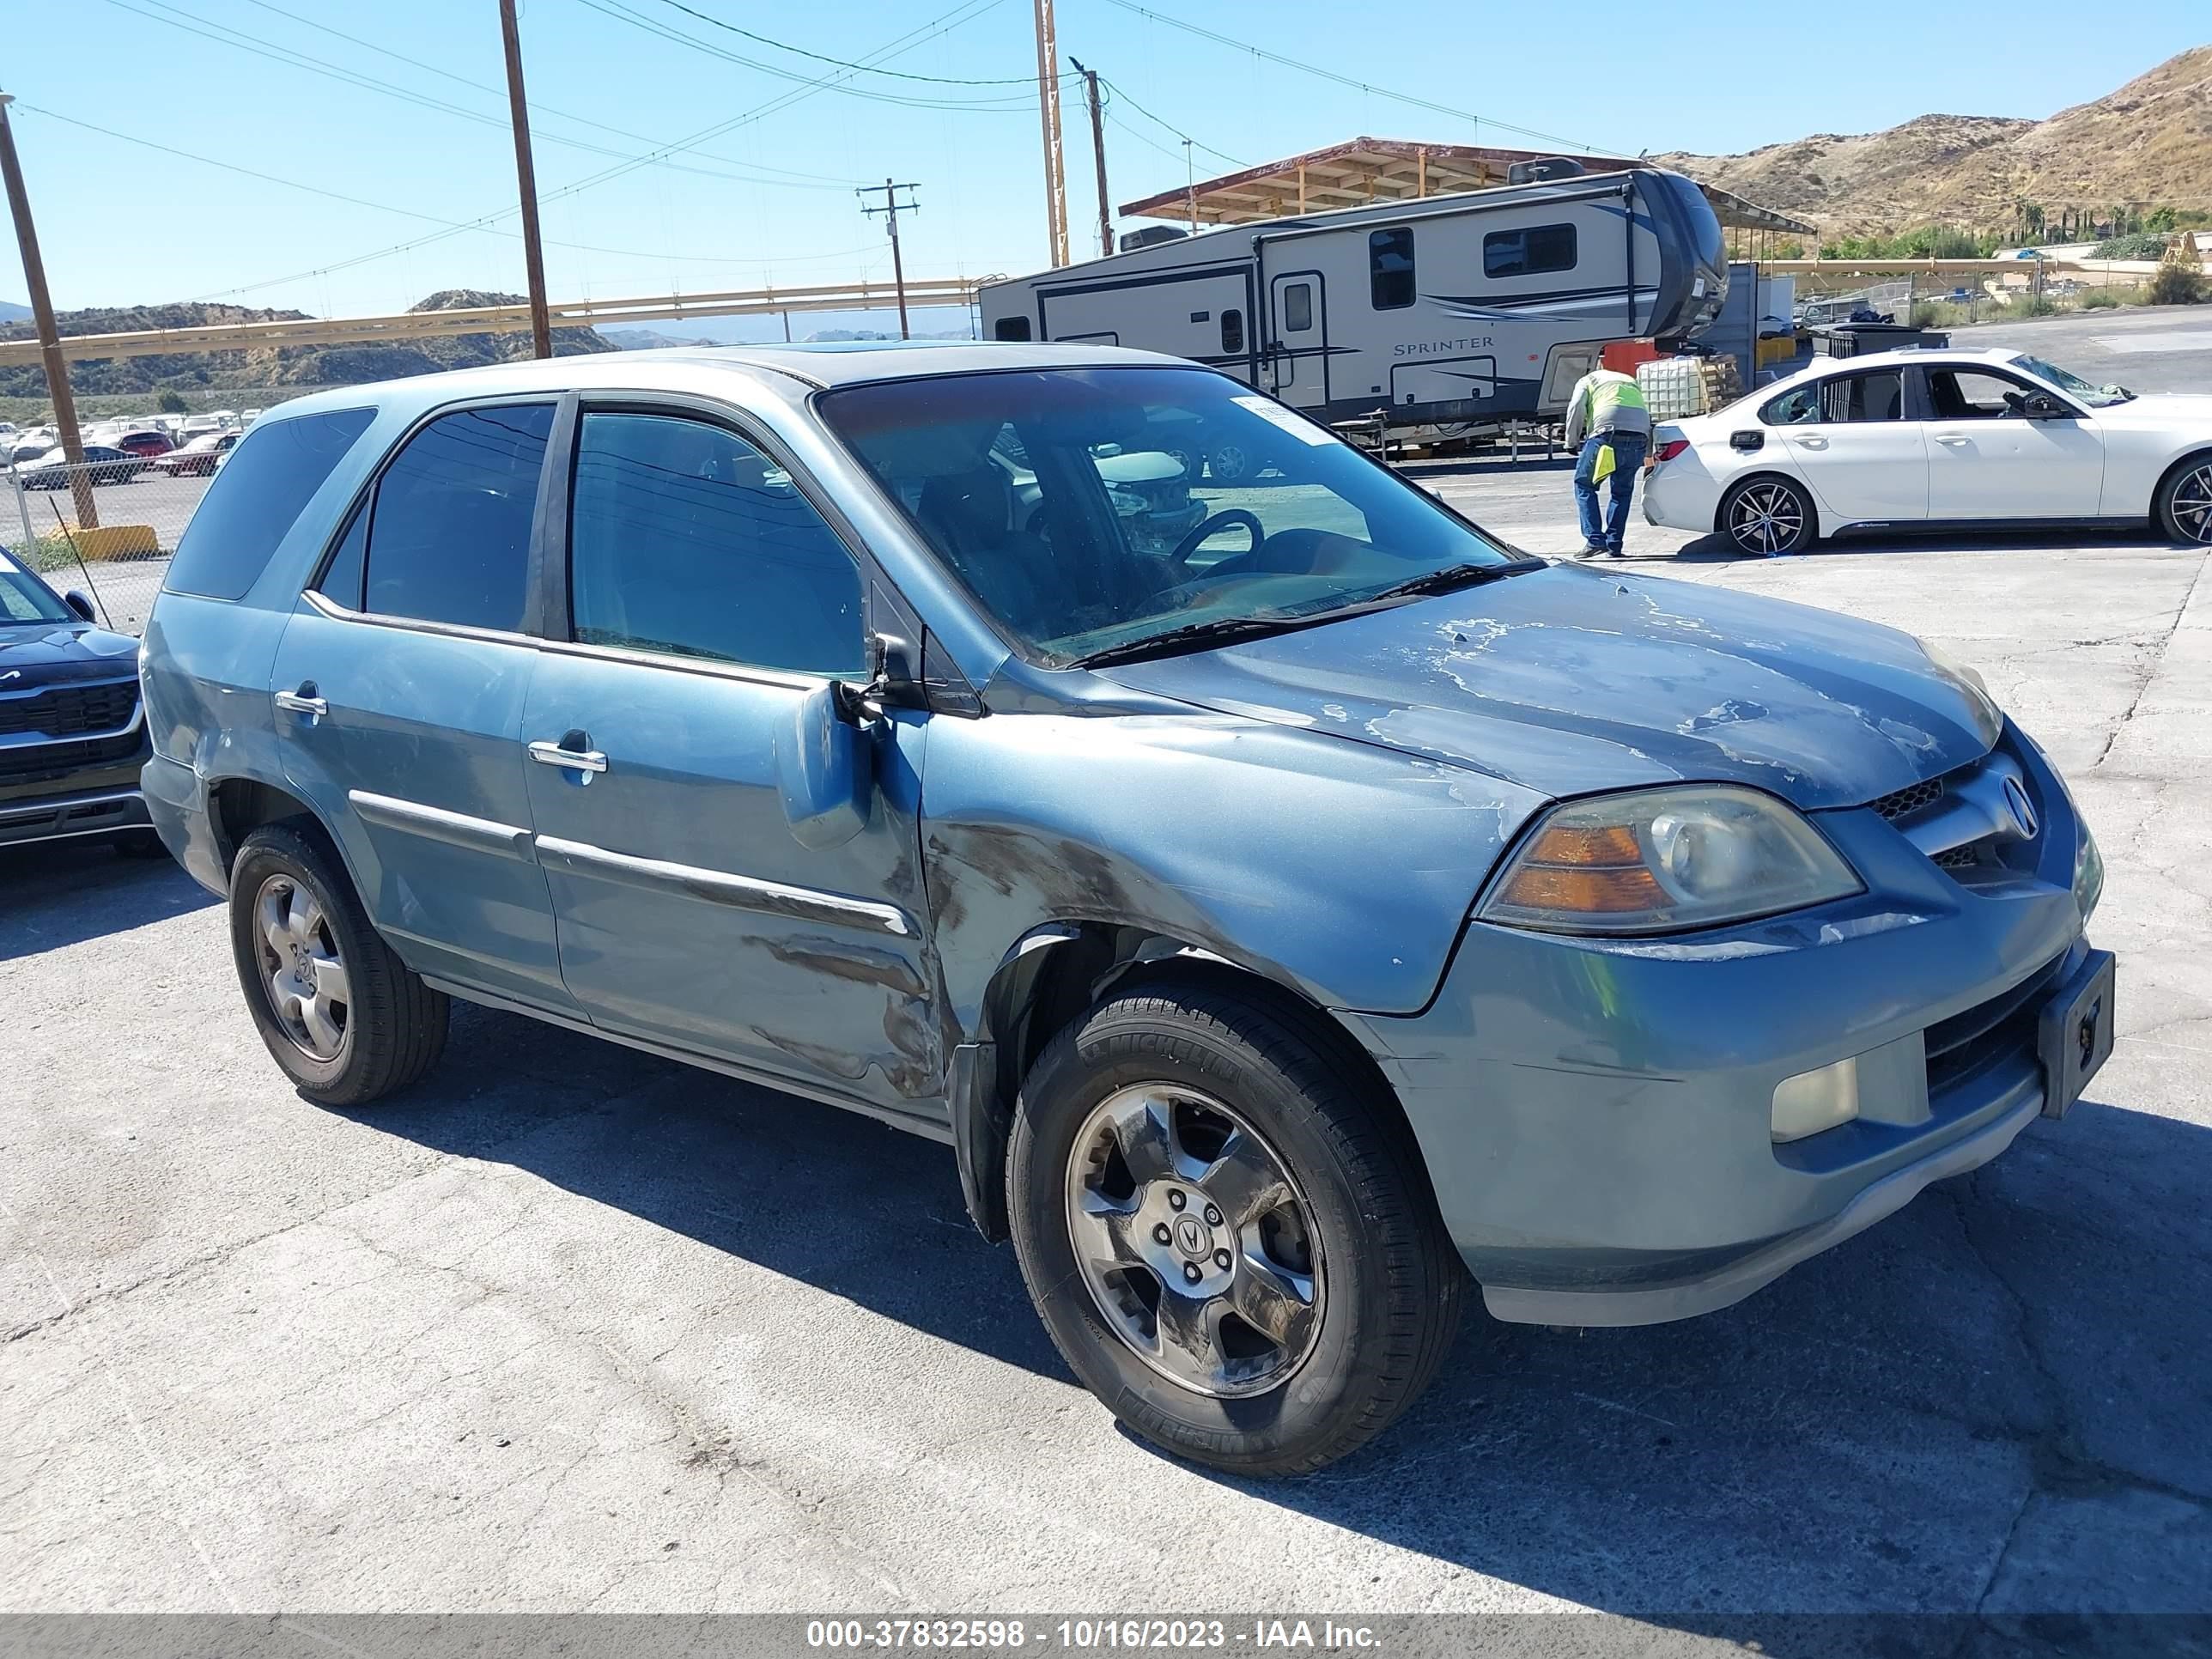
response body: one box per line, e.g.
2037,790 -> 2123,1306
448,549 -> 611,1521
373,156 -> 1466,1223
1720,475 -> 1816,556
1006,975 -> 1464,1475
2154,451 -> 2212,545
228,822 -> 448,1107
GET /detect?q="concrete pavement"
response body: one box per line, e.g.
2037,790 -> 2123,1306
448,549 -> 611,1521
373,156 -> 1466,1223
3,501 -> 2209,1643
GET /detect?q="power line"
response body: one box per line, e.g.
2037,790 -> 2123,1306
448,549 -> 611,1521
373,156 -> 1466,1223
1097,78 -> 1246,169
94,0 -> 860,191
576,0 -> 1042,112
645,0 -> 1044,86
231,0 -> 863,185
12,103 -> 871,273
1097,0 -> 1619,154
191,0 -> 1013,301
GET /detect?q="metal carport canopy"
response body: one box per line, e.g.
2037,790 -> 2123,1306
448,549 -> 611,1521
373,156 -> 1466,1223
1117,137 -> 1815,235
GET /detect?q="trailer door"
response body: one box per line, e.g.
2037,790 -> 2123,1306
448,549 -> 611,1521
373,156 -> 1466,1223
1267,271 -> 1328,410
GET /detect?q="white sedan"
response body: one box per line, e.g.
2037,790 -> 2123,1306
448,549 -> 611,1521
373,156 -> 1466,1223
1643,346 -> 2212,555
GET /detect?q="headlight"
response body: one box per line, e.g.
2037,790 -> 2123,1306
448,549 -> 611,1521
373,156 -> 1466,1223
2074,818 -> 2104,920
1479,785 -> 1863,936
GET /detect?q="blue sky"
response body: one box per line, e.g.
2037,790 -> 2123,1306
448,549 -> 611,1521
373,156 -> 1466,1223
4,0 -> 2206,323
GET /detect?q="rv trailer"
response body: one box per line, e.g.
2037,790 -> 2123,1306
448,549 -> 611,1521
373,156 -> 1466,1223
978,166 -> 1726,470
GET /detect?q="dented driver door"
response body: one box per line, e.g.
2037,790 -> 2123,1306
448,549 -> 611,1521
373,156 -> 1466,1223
521,404 -> 939,1117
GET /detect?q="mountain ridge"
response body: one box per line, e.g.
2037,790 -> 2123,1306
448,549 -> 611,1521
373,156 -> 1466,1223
1656,46 -> 2212,234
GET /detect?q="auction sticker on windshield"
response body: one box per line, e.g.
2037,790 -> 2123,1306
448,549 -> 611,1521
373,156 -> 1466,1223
1231,395 -> 1335,446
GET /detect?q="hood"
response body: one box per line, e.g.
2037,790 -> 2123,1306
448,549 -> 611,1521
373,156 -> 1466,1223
2095,391 -> 2212,425
0,620 -> 140,682
1097,564 -> 2000,810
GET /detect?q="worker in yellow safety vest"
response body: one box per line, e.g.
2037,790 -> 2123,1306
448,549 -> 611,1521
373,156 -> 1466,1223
1563,366 -> 1651,559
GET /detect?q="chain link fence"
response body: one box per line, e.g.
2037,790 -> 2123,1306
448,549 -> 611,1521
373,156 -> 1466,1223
3,451 -> 212,635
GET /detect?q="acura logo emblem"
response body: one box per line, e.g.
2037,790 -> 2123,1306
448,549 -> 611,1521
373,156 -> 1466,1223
2000,775 -> 2039,842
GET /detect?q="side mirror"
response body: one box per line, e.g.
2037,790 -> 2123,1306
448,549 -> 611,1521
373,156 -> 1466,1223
63,589 -> 95,623
775,682 -> 872,850
2021,393 -> 2071,421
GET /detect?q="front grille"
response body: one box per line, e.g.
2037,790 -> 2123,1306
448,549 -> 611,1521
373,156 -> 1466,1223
1869,775 -> 1945,821
0,727 -> 143,783
1933,844 -> 1984,869
1925,952 -> 2064,1096
0,680 -> 138,739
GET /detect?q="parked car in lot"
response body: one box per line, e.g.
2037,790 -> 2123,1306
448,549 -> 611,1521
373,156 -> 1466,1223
1644,346 -> 2212,553
0,546 -> 162,855
149,430 -> 239,477
19,444 -> 149,487
113,428 -> 176,459
141,345 -> 2113,1474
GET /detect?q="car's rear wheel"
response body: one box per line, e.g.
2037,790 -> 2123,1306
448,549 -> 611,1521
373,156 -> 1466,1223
1721,475 -> 1816,556
1206,439 -> 1262,484
1006,975 -> 1464,1474
228,822 -> 448,1106
2154,453 -> 2212,545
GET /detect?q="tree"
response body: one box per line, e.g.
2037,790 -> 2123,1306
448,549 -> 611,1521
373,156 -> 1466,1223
155,389 -> 189,414
2147,234 -> 2206,306
2146,206 -> 2179,234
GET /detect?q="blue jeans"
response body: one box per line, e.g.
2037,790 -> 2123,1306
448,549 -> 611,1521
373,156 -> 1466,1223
1573,431 -> 1647,553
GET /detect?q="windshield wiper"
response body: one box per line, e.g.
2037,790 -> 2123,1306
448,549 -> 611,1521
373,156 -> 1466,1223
1363,558 -> 1542,603
1071,613 -> 1320,669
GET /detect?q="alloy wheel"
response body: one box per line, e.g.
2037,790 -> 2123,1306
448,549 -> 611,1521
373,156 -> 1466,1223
1064,1084 -> 1324,1398
1729,482 -> 1805,555
2172,464 -> 2212,544
252,873 -> 351,1060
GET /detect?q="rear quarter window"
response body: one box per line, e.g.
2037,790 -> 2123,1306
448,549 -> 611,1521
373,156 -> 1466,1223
162,407 -> 376,600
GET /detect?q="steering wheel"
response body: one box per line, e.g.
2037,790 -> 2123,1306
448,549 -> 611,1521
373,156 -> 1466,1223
1167,508 -> 1264,567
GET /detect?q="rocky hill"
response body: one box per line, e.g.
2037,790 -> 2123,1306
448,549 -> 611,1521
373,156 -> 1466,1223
1656,46 -> 2212,234
0,289 -> 615,400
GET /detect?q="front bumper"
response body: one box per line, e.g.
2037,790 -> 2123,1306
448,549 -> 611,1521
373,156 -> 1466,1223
1350,725 -> 2103,1326
0,781 -> 152,848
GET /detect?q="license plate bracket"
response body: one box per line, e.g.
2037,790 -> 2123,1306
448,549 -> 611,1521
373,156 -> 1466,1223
2037,949 -> 2116,1121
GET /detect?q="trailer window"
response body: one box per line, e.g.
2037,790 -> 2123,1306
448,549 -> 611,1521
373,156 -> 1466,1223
1219,308 -> 1244,355
1485,223 -> 1577,279
994,316 -> 1032,342
1369,228 -> 1415,310
1283,283 -> 1313,331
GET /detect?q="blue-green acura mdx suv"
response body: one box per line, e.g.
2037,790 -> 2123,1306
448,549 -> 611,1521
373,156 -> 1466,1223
141,343 -> 2114,1474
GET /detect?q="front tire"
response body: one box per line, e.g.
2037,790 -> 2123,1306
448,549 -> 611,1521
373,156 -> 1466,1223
1007,976 -> 1464,1474
228,822 -> 448,1106
1720,475 -> 1816,556
2154,452 -> 2212,545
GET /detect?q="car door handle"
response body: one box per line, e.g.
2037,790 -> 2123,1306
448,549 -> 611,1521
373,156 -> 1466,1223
274,685 -> 328,719
1796,435 -> 1828,450
1935,434 -> 1971,447
528,738 -> 608,776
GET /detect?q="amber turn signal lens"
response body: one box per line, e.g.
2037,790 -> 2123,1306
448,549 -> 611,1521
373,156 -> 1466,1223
1523,822 -> 1644,868
1495,863 -> 1668,914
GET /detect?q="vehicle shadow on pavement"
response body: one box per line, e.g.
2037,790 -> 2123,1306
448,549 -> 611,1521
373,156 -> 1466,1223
0,841 -> 216,963
364,1005 -> 2212,1622
1665,524 -> 2202,564
358,1001 -> 1067,1379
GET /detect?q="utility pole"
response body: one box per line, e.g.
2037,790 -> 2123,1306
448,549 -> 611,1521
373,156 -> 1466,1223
498,0 -> 552,359
1030,0 -> 1069,267
0,94 -> 95,529
858,180 -> 920,339
1069,58 -> 1111,258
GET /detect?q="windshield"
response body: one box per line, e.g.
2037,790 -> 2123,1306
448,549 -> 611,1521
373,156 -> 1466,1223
0,549 -> 71,626
2015,354 -> 2131,407
819,366 -> 1522,667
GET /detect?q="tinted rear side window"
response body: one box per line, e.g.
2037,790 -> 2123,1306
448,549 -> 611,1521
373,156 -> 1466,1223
1484,222 -> 1577,279
1370,228 -> 1415,310
162,407 -> 374,599
363,404 -> 554,632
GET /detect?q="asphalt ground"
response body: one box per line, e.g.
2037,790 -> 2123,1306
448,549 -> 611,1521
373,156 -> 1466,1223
4,312 -> 2210,1648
